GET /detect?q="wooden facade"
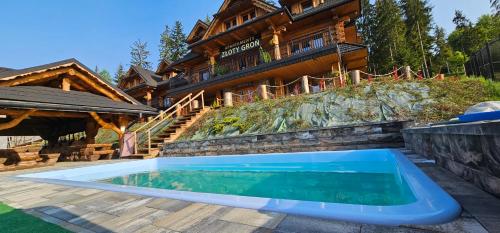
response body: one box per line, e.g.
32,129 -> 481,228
119,0 -> 368,107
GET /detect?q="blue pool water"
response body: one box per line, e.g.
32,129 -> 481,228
100,163 -> 416,206
18,149 -> 461,225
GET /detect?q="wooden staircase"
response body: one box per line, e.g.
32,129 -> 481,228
125,90 -> 208,159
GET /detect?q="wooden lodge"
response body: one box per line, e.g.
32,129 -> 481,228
0,59 -> 156,169
119,0 -> 368,107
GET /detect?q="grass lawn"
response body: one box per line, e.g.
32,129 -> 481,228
0,202 -> 69,233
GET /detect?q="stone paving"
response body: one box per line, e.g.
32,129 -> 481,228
0,152 -> 499,233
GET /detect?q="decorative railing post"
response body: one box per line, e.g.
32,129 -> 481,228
350,70 -> 360,85
405,66 -> 412,79
224,92 -> 233,107
259,85 -> 268,100
301,76 -> 310,94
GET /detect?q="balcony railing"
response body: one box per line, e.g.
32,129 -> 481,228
190,28 -> 335,84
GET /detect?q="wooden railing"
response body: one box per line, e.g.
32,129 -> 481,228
191,28 -> 335,84
132,90 -> 205,155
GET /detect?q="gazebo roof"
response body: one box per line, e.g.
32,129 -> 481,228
0,86 -> 157,115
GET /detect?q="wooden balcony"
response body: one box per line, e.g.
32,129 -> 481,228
191,28 -> 335,84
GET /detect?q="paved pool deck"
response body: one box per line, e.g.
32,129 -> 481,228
0,150 -> 499,233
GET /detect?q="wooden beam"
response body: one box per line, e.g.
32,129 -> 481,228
89,112 -> 123,137
70,69 -> 121,101
62,77 -> 71,91
0,68 -> 73,87
0,109 -> 88,118
0,109 -> 36,131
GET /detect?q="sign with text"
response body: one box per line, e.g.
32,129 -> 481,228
220,36 -> 261,59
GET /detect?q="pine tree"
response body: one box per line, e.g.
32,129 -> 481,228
491,0 -> 500,16
356,0 -> 376,71
130,39 -> 152,70
114,64 -> 125,84
170,21 -> 188,62
159,25 -> 174,62
400,0 -> 434,74
204,15 -> 212,25
432,26 -> 452,74
98,69 -> 113,83
370,0 -> 409,73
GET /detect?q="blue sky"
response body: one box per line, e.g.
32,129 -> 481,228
0,0 -> 492,76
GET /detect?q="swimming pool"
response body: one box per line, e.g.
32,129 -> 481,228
17,149 -> 460,225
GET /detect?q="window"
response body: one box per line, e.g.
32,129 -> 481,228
224,18 -> 237,30
301,0 -> 313,12
242,10 -> 256,23
199,70 -> 210,81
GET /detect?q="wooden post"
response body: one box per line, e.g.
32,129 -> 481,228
274,78 -> 284,97
146,91 -> 152,106
224,92 -> 233,107
62,78 -> 71,91
259,85 -> 268,100
192,99 -> 200,109
405,66 -> 412,79
301,76 -> 310,94
350,70 -> 360,85
273,33 -> 281,60
210,56 -> 216,75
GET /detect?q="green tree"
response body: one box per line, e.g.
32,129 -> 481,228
432,26 -> 453,74
448,51 -> 467,75
370,0 -> 409,73
159,25 -> 174,61
159,21 -> 188,62
448,13 -> 500,56
130,39 -> 152,70
170,21 -> 188,61
98,69 -> 113,83
114,63 -> 125,84
400,0 -> 434,74
204,15 -> 212,25
356,0 -> 376,70
492,0 -> 500,16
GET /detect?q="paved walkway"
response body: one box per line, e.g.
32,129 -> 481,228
0,151 -> 499,233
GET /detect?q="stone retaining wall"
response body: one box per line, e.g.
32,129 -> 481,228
162,121 -> 412,157
403,120 -> 500,197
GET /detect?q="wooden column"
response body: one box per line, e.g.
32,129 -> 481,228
210,56 -> 216,74
272,33 -> 281,60
350,70 -> 361,85
224,92 -> 233,107
62,78 -> 71,91
259,85 -> 268,100
405,66 -> 412,79
85,119 -> 99,144
274,78 -> 285,97
301,76 -> 310,94
333,16 -> 346,43
146,91 -> 152,106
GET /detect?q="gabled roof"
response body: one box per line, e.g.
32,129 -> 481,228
125,65 -> 162,87
203,0 -> 278,40
0,58 -> 141,105
0,67 -> 14,74
0,86 -> 157,115
187,20 -> 210,44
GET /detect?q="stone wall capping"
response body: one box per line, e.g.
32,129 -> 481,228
403,120 -> 500,197
163,121 -> 410,159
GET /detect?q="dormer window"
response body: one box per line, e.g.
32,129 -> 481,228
224,18 -> 237,30
242,10 -> 256,23
301,0 -> 313,12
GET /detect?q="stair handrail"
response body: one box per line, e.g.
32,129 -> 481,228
141,90 -> 205,155
132,92 -> 193,154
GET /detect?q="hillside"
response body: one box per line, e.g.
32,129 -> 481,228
178,77 -> 499,141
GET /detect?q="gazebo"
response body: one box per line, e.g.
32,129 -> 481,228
0,59 -> 156,169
